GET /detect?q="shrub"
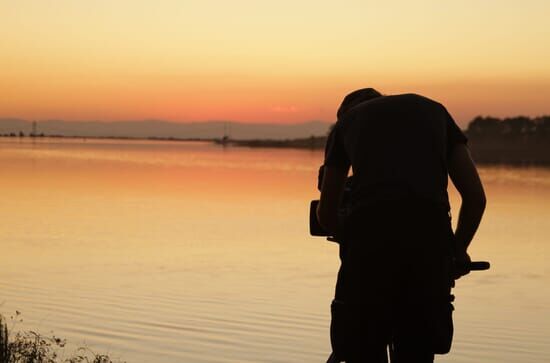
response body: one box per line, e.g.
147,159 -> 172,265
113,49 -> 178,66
0,313 -> 124,363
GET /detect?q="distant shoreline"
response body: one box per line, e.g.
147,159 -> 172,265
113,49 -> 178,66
228,137 -> 550,165
222,136 -> 326,149
2,134 -> 549,165
0,134 -> 217,143
2,114 -> 550,165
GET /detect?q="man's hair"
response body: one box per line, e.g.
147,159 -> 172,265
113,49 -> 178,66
337,88 -> 382,119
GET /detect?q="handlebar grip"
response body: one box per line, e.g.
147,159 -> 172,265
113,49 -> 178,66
468,261 -> 490,271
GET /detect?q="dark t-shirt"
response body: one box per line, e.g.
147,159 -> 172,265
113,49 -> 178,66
324,93 -> 467,212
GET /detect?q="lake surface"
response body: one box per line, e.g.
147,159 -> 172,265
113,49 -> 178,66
0,138 -> 549,362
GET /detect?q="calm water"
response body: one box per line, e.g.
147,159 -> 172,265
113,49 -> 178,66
0,138 -> 548,362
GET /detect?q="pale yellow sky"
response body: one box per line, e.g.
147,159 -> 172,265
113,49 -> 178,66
2,0 -> 549,126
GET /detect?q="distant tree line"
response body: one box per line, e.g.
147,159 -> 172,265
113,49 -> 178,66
465,115 -> 550,164
466,115 -> 550,140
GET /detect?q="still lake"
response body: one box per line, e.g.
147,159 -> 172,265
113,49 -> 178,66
0,138 -> 548,362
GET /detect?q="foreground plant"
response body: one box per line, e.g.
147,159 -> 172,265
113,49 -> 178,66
0,313 -> 124,363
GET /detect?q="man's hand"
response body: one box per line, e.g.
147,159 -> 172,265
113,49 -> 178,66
316,166 -> 349,235
453,248 -> 472,280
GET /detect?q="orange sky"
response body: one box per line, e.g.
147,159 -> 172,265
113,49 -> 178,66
2,0 -> 549,127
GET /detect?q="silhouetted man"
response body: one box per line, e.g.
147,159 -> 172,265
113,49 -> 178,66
317,89 -> 486,362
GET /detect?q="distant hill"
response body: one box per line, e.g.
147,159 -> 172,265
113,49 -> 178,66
0,119 -> 332,140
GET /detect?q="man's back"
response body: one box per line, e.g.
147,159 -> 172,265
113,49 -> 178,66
327,93 -> 466,213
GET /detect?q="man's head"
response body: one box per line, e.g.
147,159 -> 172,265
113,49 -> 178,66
336,88 -> 382,120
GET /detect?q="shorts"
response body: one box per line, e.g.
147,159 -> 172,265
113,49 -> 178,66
329,200 -> 455,362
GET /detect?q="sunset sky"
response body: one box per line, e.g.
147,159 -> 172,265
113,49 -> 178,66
2,0 -> 549,127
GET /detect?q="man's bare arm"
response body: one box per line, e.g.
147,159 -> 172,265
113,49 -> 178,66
316,166 -> 349,235
448,144 -> 486,274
